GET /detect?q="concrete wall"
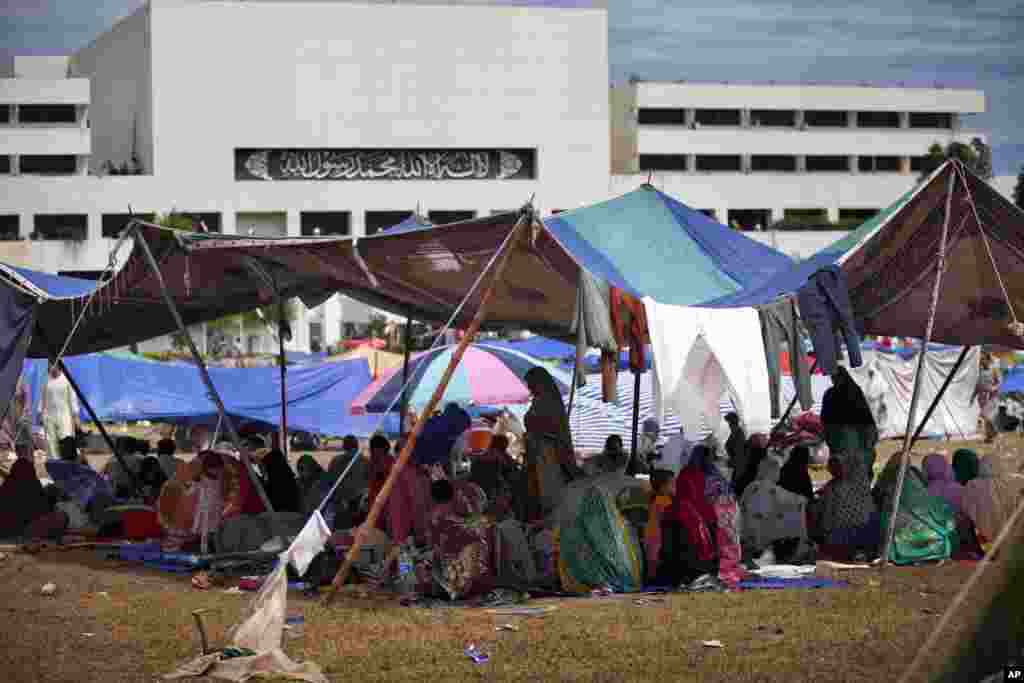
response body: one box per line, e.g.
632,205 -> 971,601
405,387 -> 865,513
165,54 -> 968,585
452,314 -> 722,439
635,82 -> 985,113
13,56 -> 71,79
609,84 -> 637,174
71,5 -> 153,174
0,78 -> 89,104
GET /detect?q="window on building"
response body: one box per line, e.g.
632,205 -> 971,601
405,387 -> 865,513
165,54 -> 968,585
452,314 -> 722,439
0,105 -> 9,124
784,209 -> 829,226
637,108 -> 686,125
910,156 -> 930,172
638,154 -> 687,172
0,156 -> 9,174
805,155 -> 850,172
909,112 -> 953,129
694,109 -> 741,126
33,214 -> 87,241
183,212 -> 222,233
727,209 -> 771,231
838,209 -> 879,225
427,210 -> 476,224
365,210 -> 414,236
696,155 -> 742,172
751,155 -> 797,172
18,104 -> 77,125
492,209 -> 517,216
856,111 -> 900,128
102,213 -> 155,238
0,215 -> 18,241
19,155 -> 77,175
804,110 -> 848,127
858,156 -> 901,173
750,110 -> 796,127
300,211 -> 349,237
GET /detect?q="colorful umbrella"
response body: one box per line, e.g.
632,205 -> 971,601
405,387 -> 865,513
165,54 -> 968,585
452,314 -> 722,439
350,343 -> 571,414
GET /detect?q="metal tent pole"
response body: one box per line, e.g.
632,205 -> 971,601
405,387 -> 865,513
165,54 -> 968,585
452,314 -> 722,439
906,345 -> 972,451
629,369 -> 641,469
879,168 -> 955,569
130,226 -> 275,512
35,324 -> 140,490
323,211 -> 528,606
400,314 -> 412,439
277,298 -> 288,457
772,357 -> 819,433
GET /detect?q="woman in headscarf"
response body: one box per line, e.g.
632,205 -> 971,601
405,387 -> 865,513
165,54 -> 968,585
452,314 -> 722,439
0,437 -> 51,537
296,454 -> 325,511
587,435 -> 627,477
732,433 -> 769,498
923,454 -> 965,512
811,450 -> 879,558
138,456 -> 169,506
740,455 -> 809,558
952,449 -> 980,485
778,445 -> 815,502
523,367 -> 583,522
963,455 -> 1016,554
697,442 -> 744,589
1,373 -> 30,457
820,366 -> 879,480
260,448 -> 301,513
872,456 -> 958,564
656,445 -> 717,588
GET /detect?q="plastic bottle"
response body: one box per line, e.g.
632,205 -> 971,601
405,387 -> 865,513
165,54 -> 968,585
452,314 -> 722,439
396,537 -> 417,594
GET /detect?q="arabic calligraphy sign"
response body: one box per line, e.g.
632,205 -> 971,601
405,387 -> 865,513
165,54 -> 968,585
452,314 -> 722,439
235,148 -> 536,181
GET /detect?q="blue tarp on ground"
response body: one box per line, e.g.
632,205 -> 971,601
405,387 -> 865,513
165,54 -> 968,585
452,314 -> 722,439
22,353 -> 396,437
1000,368 -> 1024,394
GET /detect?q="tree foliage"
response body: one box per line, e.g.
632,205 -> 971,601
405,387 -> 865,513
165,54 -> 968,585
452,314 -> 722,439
917,139 -> 992,182
1014,165 -> 1024,211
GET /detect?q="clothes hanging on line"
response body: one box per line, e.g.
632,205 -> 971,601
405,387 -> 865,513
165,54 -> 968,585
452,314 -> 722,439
796,266 -> 862,375
758,298 -> 813,418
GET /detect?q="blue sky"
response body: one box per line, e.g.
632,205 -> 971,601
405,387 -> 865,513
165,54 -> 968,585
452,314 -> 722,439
3,0 -> 1022,174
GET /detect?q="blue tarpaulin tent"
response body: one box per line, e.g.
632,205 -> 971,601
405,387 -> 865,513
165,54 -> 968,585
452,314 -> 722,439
21,353 -> 396,437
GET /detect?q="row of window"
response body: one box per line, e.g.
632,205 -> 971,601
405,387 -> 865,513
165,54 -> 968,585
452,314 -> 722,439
0,155 -> 79,175
637,108 -> 954,129
638,154 -> 928,173
0,104 -> 80,125
0,210 -> 498,241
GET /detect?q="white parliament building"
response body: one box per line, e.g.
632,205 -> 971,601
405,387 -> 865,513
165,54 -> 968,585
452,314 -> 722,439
0,0 -> 1017,353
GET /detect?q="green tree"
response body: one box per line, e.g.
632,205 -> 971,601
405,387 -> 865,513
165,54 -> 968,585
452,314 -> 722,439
366,314 -> 388,340
152,211 -> 196,231
917,140 -> 989,182
1014,165 -> 1024,211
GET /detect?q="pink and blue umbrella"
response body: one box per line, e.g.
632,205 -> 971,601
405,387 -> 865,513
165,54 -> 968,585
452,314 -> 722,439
350,343 -> 571,414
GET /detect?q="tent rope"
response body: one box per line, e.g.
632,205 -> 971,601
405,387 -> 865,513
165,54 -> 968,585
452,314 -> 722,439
953,163 -> 1021,333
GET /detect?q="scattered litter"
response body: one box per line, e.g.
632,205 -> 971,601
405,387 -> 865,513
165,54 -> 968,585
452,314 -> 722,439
922,608 -> 937,615
97,591 -> 109,598
817,560 -> 874,570
495,623 -> 519,632
702,640 -> 724,648
486,606 -> 558,617
465,644 -> 489,664
632,598 -> 666,605
81,633 -> 95,637
40,582 -> 57,596
590,586 -> 614,597
223,587 -> 244,595
867,579 -> 880,587
0,551 -> 7,561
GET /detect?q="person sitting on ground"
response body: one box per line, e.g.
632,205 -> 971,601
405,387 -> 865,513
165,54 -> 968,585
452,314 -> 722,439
138,456 -> 169,506
107,437 -> 144,498
469,434 -> 516,515
923,453 -> 965,513
821,366 -> 879,480
156,438 -> 179,481
558,484 -> 644,594
296,454 -> 325,512
810,451 -> 879,560
963,454 -> 1016,554
261,448 -> 302,513
740,455 -> 809,561
368,434 -> 430,546
733,433 -> 769,498
423,478 -> 497,599
0,435 -> 51,537
872,456 -> 959,564
656,447 -> 719,589
644,470 -> 674,581
778,445 -> 816,502
587,435 -> 628,477
952,448 -> 980,485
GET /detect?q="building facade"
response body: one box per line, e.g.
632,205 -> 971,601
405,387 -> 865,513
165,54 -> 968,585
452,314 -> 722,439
610,80 -> 995,258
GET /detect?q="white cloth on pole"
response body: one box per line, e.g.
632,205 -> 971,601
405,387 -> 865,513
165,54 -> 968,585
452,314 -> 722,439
288,510 -> 332,577
644,299 -> 772,435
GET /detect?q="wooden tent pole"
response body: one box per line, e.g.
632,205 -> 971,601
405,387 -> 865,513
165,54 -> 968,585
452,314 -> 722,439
879,167 -> 955,570
323,212 -> 528,606
131,225 -> 275,513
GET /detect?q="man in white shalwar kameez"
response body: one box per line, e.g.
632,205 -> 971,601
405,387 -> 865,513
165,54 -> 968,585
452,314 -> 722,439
40,365 -> 78,460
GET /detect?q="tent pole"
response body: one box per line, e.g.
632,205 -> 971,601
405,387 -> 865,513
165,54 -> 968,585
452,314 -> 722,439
324,210 -> 528,607
35,324 -> 139,490
772,358 -> 819,433
879,167 -> 955,570
567,361 -> 578,417
400,314 -> 412,439
906,345 -> 972,451
130,226 -> 275,513
277,298 -> 288,457
629,369 -> 641,470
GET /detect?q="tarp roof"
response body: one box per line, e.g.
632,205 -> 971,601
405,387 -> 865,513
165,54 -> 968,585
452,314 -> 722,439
21,353 -> 397,437
1,185 -> 792,359
840,160 -> 1024,349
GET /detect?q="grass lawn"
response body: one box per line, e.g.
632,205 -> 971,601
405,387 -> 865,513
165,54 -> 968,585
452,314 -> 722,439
3,434 -> 1020,682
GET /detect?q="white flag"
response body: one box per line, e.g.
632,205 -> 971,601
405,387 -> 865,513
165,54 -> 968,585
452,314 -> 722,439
288,510 -> 332,578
